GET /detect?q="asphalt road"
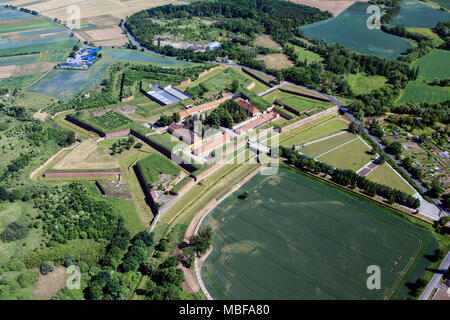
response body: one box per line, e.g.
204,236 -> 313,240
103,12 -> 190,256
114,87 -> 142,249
420,251 -> 450,300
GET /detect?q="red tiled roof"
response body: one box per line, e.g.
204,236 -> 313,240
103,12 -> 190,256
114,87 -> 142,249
179,94 -> 233,118
238,100 -> 260,115
235,111 -> 277,134
192,133 -> 231,156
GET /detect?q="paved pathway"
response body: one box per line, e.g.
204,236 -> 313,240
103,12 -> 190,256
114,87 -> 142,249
420,251 -> 450,300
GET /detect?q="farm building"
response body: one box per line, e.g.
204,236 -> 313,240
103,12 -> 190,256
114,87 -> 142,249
168,123 -> 197,145
144,84 -> 191,106
234,111 -> 278,135
59,46 -> 101,70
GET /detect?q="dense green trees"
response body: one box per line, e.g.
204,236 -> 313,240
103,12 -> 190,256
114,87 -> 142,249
190,226 -> 213,255
125,0 -> 331,65
0,222 -> 28,242
39,261 -> 55,275
205,100 -> 247,128
33,182 -> 121,245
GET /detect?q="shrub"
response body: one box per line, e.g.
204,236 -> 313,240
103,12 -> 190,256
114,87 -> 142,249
40,261 -> 55,275
16,270 -> 39,288
0,222 -> 28,242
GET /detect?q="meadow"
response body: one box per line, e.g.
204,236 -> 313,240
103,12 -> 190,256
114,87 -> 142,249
300,2 -> 412,60
201,166 -> 437,299
391,0 -> 450,28
288,44 -> 324,64
346,73 -> 387,95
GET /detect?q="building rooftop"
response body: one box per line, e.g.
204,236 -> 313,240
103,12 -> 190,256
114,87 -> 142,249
238,100 -> 261,116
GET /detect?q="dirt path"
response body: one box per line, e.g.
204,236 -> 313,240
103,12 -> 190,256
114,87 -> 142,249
29,142 -> 79,180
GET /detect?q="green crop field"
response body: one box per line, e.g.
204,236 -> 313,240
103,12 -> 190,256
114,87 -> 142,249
397,81 -> 450,104
0,6 -> 32,21
201,166 -> 437,300
412,49 -> 450,81
0,8 -> 77,57
300,2 -> 412,60
367,163 -> 417,195
0,54 -> 38,66
346,73 -> 387,95
392,0 -> 450,28
300,132 -> 356,157
0,19 -> 55,34
0,73 -> 45,88
316,138 -> 374,171
136,153 -> 181,186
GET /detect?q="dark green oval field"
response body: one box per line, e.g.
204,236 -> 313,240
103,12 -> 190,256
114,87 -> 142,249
201,166 -> 437,300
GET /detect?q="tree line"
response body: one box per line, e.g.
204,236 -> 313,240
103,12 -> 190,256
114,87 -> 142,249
280,146 -> 420,209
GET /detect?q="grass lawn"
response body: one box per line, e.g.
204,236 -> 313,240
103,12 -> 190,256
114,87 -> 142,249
53,111 -> 98,140
316,138 -> 375,171
367,163 -> 417,195
136,153 -> 182,185
300,132 -> 356,158
279,83 -> 327,100
346,73 -> 387,95
198,67 -> 252,92
118,148 -> 157,225
263,90 -> 331,112
146,132 -> 186,154
280,117 -> 349,147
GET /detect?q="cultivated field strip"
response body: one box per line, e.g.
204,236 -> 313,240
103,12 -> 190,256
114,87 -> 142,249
201,167 -> 432,300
